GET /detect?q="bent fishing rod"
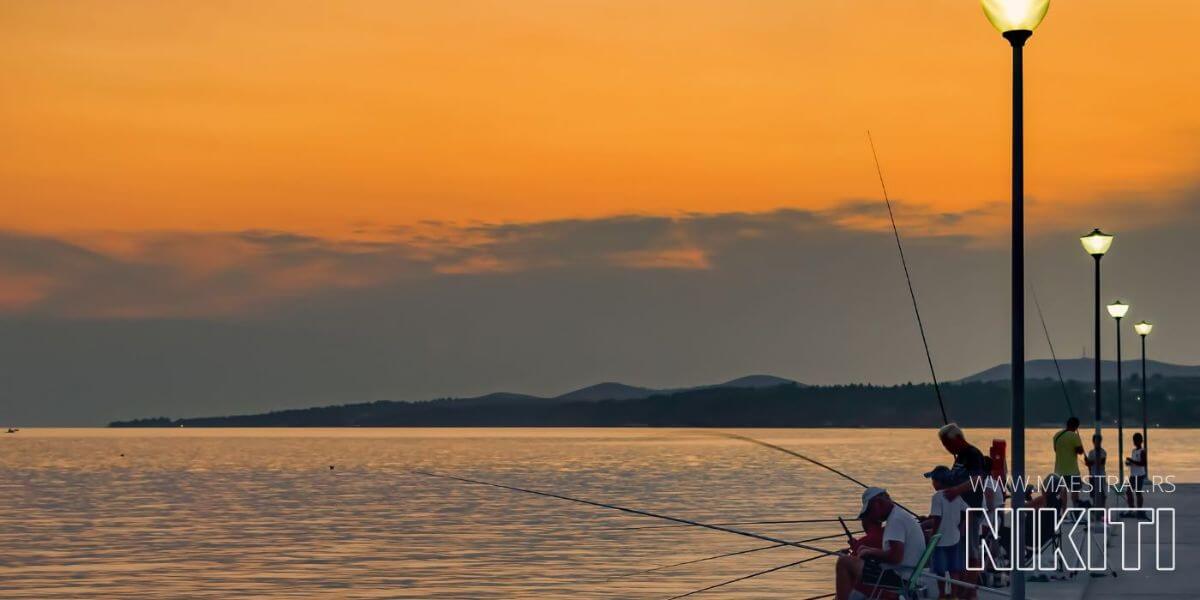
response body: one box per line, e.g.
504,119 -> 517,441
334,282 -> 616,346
869,131 -> 949,425
1031,284 -> 1075,418
414,470 -> 841,556
693,431 -> 919,516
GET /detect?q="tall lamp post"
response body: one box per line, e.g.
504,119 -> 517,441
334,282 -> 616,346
1081,228 -> 1114,438
980,3 -> 1049,597
1134,320 -> 1153,477
1107,300 -> 1129,484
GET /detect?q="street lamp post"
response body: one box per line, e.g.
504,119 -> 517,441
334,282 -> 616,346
980,3 -> 1050,597
1081,229 -> 1113,440
1107,300 -> 1129,484
1135,320 -> 1153,477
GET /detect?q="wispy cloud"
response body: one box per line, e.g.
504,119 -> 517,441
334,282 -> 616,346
2,187 -> 1198,425
0,187 -> 1194,320
610,247 -> 710,270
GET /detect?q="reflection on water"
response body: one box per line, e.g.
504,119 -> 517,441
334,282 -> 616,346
2,428 -> 1194,598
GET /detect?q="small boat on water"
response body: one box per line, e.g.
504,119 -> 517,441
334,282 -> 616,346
5,428 -> 18,434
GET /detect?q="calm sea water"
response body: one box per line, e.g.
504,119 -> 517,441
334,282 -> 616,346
3,428 -> 1195,599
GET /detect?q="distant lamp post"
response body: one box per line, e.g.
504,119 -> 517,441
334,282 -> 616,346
1081,228 -> 1113,438
1107,300 -> 1129,483
1080,228 -> 1114,256
981,3 -> 1050,598
1134,320 -> 1154,477
982,0 -> 1051,34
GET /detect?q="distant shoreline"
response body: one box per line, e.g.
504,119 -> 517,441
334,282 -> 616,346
110,376 -> 1200,429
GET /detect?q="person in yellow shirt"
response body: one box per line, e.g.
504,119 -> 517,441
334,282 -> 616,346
1052,417 -> 1085,506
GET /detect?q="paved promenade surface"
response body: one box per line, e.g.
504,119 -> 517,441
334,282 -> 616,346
1080,482 -> 1196,599
980,483 -> 1195,600
1008,482 -> 1195,600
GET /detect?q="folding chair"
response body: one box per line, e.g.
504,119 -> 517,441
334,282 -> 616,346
859,533 -> 941,600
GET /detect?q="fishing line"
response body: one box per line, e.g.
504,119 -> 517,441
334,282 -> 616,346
662,553 -> 831,600
1031,284 -> 1075,418
616,544 -> 786,579
614,530 -> 861,579
414,470 -> 841,556
669,558 -> 1021,600
606,517 -> 847,532
868,131 -> 949,425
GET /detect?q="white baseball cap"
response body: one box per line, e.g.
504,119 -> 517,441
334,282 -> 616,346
857,486 -> 888,519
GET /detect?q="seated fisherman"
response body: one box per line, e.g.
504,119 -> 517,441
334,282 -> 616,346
835,487 -> 927,600
847,514 -> 884,556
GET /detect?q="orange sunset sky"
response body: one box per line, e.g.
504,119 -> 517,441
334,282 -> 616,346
3,1 -> 1200,424
4,0 -> 1198,238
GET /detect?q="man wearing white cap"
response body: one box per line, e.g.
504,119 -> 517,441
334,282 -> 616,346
835,487 -> 927,600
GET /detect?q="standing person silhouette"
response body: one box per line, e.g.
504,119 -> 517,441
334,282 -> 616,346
1084,433 -> 1107,508
1122,433 -> 1148,517
936,424 -> 987,600
1053,417 -> 1086,506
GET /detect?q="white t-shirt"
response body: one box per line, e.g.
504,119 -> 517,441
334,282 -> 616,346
930,490 -> 969,547
883,507 -> 928,576
1087,448 -> 1107,477
982,478 -> 1005,532
1130,447 -> 1147,477
983,477 -> 1005,511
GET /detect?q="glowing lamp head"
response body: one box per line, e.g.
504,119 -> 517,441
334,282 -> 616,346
1134,321 -> 1154,336
1080,228 -> 1114,257
1107,301 -> 1129,319
981,0 -> 1050,34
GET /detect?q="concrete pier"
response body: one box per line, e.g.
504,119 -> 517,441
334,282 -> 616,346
1081,482 -> 1196,599
1011,483 -> 1196,600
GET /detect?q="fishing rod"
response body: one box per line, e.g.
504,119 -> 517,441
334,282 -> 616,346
663,553 -> 831,600
837,516 -> 855,544
696,431 -> 919,516
668,556 -> 1023,600
606,517 -> 847,532
868,131 -> 949,425
414,470 -> 841,556
618,544 -> 785,579
615,529 -> 860,580
1031,285 -> 1075,418
418,472 -> 1021,597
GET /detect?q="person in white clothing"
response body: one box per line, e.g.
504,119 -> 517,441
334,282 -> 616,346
922,466 -> 968,599
836,487 -> 927,600
1084,433 -> 1107,508
1122,433 -> 1148,517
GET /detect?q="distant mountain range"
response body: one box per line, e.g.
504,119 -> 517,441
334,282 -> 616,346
397,375 -> 799,409
959,359 -> 1200,383
111,373 -> 1200,428
554,374 -> 800,402
109,364 -> 1200,428
409,374 -> 801,407
444,361 -> 1196,406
